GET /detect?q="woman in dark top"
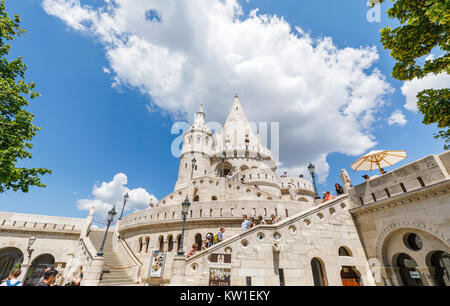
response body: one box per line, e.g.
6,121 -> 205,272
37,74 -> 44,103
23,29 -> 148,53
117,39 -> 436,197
335,183 -> 344,195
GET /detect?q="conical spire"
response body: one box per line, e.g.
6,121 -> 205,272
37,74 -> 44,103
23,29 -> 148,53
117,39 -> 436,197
192,104 -> 208,130
224,93 -> 250,126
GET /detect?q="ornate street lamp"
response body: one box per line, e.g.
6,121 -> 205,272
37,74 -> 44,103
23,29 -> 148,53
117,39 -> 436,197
27,236 -> 36,258
97,205 -> 117,257
177,196 -> 191,256
308,162 -> 320,200
119,192 -> 129,220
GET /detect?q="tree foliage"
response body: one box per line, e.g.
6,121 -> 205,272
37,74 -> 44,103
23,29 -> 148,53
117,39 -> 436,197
377,0 -> 449,149
0,0 -> 51,193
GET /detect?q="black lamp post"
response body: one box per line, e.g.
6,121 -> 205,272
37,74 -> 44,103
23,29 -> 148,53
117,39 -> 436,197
177,196 -> 191,256
308,162 -> 320,199
97,205 -> 117,257
119,192 -> 129,220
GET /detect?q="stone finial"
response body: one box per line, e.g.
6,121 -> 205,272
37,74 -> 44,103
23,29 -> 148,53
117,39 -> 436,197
340,168 -> 352,193
88,206 -> 95,218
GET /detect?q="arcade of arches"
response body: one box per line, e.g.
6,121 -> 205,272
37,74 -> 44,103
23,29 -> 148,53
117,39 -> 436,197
381,229 -> 450,286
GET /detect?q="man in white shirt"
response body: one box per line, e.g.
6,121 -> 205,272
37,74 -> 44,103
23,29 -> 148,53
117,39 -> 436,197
241,215 -> 250,231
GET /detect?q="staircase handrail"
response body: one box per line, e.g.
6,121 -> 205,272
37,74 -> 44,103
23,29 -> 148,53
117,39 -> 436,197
186,194 -> 348,262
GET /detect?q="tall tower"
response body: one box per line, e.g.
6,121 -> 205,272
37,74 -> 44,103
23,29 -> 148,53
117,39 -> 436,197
174,105 -> 213,191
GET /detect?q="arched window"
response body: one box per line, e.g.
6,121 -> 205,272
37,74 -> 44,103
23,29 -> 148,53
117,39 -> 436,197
212,196 -> 218,201
311,258 -> 327,286
145,237 -> 150,253
24,254 -> 55,286
197,137 -> 201,144
396,253 -> 423,286
240,165 -> 249,171
338,246 -> 352,257
194,233 -> 202,251
0,247 -> 24,281
205,138 -> 209,146
194,195 -> 200,202
138,237 -> 143,253
158,236 -> 164,252
176,234 -> 182,252
427,251 -> 450,286
167,235 -> 174,252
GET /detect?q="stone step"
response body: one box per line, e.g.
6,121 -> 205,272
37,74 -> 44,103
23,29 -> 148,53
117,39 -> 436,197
100,282 -> 138,286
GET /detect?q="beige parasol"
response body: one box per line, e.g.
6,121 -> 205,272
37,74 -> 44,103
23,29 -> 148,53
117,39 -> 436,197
350,150 -> 407,174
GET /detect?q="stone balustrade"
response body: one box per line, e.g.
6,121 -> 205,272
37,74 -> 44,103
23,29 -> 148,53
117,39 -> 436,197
348,152 -> 450,207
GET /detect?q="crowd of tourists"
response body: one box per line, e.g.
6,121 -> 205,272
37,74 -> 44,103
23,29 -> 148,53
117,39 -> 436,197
0,265 -> 83,287
241,214 -> 278,232
186,227 -> 226,258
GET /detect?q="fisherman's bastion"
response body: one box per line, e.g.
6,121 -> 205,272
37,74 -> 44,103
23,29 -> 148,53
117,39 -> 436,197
0,95 -> 449,286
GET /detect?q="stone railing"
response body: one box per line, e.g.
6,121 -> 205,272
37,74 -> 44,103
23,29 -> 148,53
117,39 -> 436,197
112,220 -> 143,283
0,212 -> 84,234
118,199 -> 306,233
186,194 -> 349,263
74,207 -> 105,286
348,153 -> 450,207
157,176 -> 282,207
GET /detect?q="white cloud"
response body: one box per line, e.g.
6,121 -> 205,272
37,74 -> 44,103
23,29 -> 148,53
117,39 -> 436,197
42,0 -> 393,180
401,72 -> 450,112
388,109 -> 407,126
77,173 -> 157,221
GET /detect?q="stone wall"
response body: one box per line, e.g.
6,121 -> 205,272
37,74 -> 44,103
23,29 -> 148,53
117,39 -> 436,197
178,195 -> 374,286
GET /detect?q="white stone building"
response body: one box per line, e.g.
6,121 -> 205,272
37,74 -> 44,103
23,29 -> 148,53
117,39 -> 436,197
0,95 -> 449,286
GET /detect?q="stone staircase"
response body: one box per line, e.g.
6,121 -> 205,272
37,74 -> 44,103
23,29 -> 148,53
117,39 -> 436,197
87,230 -> 137,286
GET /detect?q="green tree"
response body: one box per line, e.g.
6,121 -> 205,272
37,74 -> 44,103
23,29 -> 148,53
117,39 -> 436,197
0,0 -> 51,193
376,0 -> 449,149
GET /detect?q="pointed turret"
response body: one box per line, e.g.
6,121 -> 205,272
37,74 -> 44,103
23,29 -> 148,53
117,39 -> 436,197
192,104 -> 208,130
224,94 -> 251,127
174,104 -> 213,191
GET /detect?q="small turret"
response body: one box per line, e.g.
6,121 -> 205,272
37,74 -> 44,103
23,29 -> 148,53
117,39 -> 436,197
174,105 -> 213,191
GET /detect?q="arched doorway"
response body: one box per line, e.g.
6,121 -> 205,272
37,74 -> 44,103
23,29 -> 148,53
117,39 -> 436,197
216,162 -> 233,177
340,266 -> 360,286
427,251 -> 450,286
311,258 -> 327,286
0,247 -> 24,281
24,254 -> 55,286
395,253 -> 423,286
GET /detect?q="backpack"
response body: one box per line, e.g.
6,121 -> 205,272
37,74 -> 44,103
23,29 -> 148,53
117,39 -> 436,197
6,280 -> 21,286
214,233 -> 219,244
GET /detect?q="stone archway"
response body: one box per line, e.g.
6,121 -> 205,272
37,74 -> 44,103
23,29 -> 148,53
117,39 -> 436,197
24,253 -> 55,286
394,253 -> 424,286
0,247 -> 24,281
215,162 -> 233,177
376,223 -> 450,286
426,251 -> 450,286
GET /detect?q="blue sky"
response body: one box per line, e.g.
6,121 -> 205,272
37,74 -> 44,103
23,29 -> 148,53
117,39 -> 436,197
1,0 -> 445,222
